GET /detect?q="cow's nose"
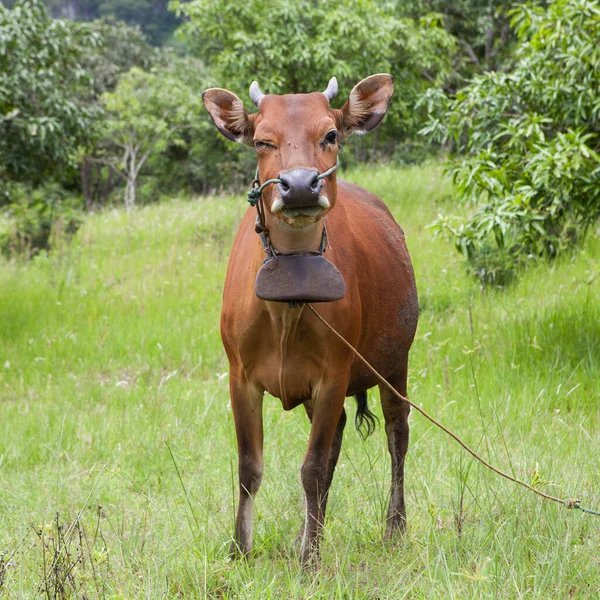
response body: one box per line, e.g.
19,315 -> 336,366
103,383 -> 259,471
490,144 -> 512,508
277,168 -> 322,207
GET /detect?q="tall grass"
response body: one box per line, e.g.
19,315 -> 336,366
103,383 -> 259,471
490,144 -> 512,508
0,163 -> 598,597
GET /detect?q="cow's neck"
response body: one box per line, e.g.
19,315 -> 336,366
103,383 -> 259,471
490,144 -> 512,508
266,218 -> 325,255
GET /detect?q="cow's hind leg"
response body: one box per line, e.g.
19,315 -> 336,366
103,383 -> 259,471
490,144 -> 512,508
229,375 -> 264,557
379,358 -> 411,537
297,402 -> 347,542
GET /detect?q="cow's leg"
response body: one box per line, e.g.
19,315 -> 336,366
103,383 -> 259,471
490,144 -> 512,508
297,402 -> 347,542
299,383 -> 346,565
229,375 -> 264,557
379,359 -> 411,537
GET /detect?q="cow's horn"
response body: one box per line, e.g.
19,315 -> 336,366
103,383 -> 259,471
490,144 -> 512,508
322,77 -> 338,103
249,81 -> 265,107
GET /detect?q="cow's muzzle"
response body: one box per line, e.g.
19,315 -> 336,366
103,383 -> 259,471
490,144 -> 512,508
277,168 -> 323,208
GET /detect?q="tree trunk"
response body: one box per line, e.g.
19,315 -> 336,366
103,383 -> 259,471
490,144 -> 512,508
485,13 -> 495,69
100,167 -> 114,207
81,156 -> 93,211
370,128 -> 380,161
125,176 -> 136,213
125,144 -> 137,213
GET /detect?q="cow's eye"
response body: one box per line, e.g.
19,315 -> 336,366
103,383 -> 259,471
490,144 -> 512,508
255,140 -> 276,150
324,130 -> 338,145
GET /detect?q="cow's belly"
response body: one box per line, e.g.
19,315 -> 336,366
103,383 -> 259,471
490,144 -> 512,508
251,358 -> 315,411
348,289 -> 418,393
236,300 -> 414,410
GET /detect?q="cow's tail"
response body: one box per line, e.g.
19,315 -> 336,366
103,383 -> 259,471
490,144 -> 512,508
354,391 -> 378,439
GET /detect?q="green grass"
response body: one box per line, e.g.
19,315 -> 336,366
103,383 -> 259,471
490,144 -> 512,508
1,163 -> 599,598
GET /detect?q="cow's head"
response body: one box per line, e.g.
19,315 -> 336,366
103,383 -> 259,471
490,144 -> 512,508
202,75 -> 393,241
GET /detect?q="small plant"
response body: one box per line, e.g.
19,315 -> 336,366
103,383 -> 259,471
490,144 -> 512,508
0,183 -> 82,258
0,552 -> 7,592
34,509 -> 109,599
465,243 -> 528,287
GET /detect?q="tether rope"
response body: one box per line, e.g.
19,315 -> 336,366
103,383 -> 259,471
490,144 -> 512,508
306,303 -> 600,518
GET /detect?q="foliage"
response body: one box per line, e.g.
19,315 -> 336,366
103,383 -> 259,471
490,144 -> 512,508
171,0 -> 456,153
0,0 -> 100,187
397,0 -> 518,76
0,182 -> 83,257
77,17 -> 159,209
143,56 -> 259,198
99,65 -> 203,210
95,0 -> 179,45
82,16 -> 158,98
421,0 -> 600,281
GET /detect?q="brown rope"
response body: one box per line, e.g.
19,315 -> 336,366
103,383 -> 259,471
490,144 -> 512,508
306,302 -> 590,512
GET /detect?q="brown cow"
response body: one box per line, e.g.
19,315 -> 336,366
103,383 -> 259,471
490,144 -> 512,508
203,74 -> 418,565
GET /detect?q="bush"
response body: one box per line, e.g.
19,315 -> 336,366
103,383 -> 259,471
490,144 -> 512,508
0,183 -> 83,257
421,0 -> 600,281
464,243 -> 529,286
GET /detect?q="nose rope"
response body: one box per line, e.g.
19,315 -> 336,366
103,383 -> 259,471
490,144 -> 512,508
246,158 -> 339,207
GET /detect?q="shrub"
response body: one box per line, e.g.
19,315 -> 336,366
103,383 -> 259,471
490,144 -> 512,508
421,0 -> 600,282
0,183 -> 83,257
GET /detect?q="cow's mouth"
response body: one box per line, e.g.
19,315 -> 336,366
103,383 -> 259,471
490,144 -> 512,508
272,196 -> 330,226
282,206 -> 322,218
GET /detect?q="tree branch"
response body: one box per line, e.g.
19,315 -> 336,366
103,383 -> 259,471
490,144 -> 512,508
132,122 -> 184,178
88,157 -> 128,182
458,39 -> 480,66
135,146 -> 153,177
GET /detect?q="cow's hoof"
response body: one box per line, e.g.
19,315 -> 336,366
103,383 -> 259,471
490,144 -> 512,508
300,542 -> 321,570
228,540 -> 250,560
384,517 -> 407,541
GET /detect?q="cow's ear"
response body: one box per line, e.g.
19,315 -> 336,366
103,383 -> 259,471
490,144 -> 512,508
202,88 -> 255,146
337,74 -> 394,138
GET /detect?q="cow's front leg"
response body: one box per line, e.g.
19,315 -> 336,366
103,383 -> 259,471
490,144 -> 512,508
297,402 -> 346,544
229,374 -> 264,557
299,382 -> 346,566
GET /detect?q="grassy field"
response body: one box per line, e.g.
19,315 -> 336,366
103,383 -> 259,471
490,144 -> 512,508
1,163 -> 599,598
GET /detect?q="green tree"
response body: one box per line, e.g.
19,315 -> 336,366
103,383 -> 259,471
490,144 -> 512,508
96,0 -> 179,45
397,0 -> 519,76
140,55 -> 257,197
99,66 -> 202,211
78,17 -> 158,208
171,0 -> 456,159
421,0 -> 600,282
0,0 -> 100,186
83,16 -> 158,97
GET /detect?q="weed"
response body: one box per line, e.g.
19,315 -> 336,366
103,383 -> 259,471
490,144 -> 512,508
0,552 -> 6,591
34,509 -> 109,600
